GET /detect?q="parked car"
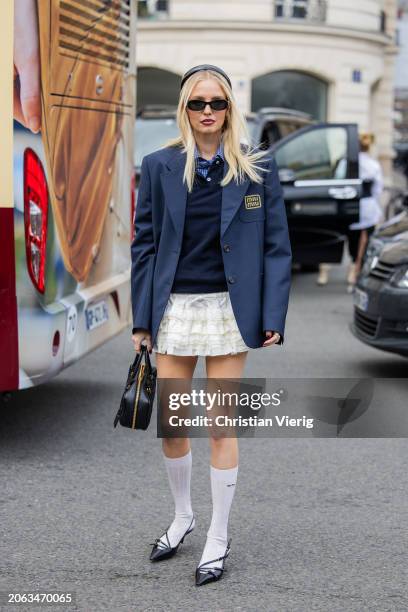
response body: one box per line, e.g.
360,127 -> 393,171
246,107 -> 313,149
270,122 -> 365,263
351,196 -> 408,357
134,105 -> 179,174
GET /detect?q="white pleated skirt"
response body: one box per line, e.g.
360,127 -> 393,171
153,291 -> 249,356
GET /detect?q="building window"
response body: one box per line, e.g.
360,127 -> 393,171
251,70 -> 328,121
137,67 -> 180,113
352,69 -> 362,83
380,10 -> 386,33
274,0 -> 327,23
138,0 -> 169,19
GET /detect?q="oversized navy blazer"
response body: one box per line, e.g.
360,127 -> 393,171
130,144 -> 292,349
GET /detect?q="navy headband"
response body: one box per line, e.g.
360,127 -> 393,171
180,64 -> 232,90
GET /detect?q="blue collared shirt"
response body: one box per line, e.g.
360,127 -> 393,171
194,142 -> 224,179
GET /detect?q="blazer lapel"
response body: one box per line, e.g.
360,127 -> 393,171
160,147 -> 188,245
220,160 -> 251,238
160,146 -> 251,243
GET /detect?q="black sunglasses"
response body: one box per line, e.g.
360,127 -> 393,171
186,99 -> 229,112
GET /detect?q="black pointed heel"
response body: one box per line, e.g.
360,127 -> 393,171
149,515 -> 195,562
195,538 -> 231,586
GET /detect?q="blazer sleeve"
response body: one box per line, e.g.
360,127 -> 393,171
131,155 -> 155,333
262,156 -> 292,345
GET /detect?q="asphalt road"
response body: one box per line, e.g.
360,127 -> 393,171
1,260 -> 407,612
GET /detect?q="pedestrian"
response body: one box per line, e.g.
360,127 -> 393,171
346,132 -> 384,291
130,64 -> 292,586
316,132 -> 384,289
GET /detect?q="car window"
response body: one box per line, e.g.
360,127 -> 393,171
260,121 -> 281,148
276,120 -> 306,139
134,118 -> 179,167
274,127 -> 348,180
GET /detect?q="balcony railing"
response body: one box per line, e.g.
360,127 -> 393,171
273,0 -> 327,23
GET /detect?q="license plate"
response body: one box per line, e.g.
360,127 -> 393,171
353,288 -> 369,312
85,299 -> 109,331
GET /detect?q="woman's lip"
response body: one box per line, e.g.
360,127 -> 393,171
201,120 -> 215,124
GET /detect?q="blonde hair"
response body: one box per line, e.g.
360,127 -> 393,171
161,69 -> 270,192
359,132 -> 375,152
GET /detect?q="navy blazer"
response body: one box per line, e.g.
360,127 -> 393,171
131,145 -> 292,349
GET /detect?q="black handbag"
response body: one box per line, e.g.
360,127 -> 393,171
113,345 -> 157,430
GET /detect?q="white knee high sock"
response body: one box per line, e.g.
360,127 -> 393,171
160,449 -> 194,548
198,464 -> 238,570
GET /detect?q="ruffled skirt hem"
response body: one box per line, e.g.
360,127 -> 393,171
153,291 -> 249,356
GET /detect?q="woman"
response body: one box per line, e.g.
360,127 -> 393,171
130,64 -> 292,586
316,132 -> 384,289
346,132 -> 384,291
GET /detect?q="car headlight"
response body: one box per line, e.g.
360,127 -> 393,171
391,265 -> 408,288
361,240 -> 384,276
361,255 -> 377,276
362,254 -> 377,276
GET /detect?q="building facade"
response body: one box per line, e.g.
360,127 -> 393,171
137,0 -> 399,178
395,1 -> 408,145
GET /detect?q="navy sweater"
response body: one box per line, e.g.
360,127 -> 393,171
171,158 -> 228,293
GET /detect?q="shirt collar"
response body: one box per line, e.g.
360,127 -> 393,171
194,141 -> 224,163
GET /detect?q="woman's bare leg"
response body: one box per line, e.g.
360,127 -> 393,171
316,263 -> 331,286
155,352 -> 198,458
205,351 -> 248,467
355,229 -> 369,277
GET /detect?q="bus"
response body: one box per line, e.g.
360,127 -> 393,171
1,0 -> 137,393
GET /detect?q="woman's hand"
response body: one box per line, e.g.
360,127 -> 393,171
262,330 -> 281,347
131,329 -> 152,353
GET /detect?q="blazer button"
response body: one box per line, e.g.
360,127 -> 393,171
227,275 -> 235,284
223,244 -> 231,252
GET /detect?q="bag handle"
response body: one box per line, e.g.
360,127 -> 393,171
131,344 -> 153,374
130,348 -> 143,371
141,344 -> 154,374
